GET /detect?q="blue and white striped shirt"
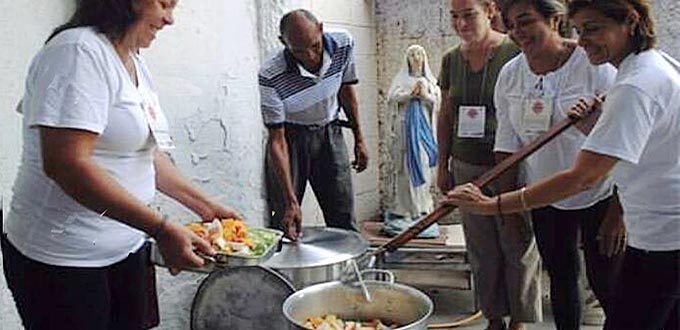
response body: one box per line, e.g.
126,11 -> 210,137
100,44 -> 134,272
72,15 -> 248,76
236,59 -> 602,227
258,31 -> 358,128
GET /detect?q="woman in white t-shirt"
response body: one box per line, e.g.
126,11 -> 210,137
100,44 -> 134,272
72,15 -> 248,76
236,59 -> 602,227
1,1 -> 239,329
492,1 -> 625,328
445,0 -> 680,329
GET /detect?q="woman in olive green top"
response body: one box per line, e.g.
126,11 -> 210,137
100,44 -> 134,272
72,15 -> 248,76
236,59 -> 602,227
437,1 -> 541,329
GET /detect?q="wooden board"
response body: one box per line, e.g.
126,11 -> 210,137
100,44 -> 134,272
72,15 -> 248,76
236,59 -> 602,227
360,221 -> 447,247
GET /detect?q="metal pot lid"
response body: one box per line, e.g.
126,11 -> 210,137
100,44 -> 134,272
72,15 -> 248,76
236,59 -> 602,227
263,227 -> 368,269
191,266 -> 296,330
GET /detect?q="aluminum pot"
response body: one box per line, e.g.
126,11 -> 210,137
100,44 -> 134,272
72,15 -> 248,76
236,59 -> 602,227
283,270 -> 433,330
264,227 -> 369,289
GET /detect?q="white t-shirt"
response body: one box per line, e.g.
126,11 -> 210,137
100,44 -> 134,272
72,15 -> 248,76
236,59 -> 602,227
5,27 -> 161,267
582,50 -> 680,251
494,47 -> 616,210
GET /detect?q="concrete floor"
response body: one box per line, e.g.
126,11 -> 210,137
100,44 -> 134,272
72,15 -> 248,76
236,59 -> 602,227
380,218 -> 604,329
420,286 -> 602,330
418,286 -> 602,330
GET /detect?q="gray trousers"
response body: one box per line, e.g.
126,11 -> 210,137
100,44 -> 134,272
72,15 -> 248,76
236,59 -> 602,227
452,159 -> 542,322
266,123 -> 357,231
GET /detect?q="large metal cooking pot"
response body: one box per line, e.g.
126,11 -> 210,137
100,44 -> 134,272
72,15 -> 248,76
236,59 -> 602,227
191,266 -> 296,330
283,270 -> 433,330
264,227 -> 369,289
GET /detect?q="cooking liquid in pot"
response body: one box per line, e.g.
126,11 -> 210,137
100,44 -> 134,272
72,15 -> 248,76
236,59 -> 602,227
305,314 -> 397,330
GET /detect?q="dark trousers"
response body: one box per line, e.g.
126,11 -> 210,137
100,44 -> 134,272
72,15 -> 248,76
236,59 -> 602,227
532,197 -> 623,330
1,235 -> 159,330
266,122 -> 356,231
605,247 -> 680,330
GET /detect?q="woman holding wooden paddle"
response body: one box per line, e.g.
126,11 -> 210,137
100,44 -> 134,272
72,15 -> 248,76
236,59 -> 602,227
491,0 -> 624,329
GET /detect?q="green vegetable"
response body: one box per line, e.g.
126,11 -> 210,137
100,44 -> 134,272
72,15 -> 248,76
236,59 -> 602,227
247,229 -> 279,256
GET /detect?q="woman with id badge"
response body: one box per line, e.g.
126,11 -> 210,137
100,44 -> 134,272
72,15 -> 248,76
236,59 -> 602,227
1,1 -> 239,329
493,1 -> 624,328
437,1 -> 541,329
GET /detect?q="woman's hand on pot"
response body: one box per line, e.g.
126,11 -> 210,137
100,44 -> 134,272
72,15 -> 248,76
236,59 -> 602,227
156,221 -> 215,275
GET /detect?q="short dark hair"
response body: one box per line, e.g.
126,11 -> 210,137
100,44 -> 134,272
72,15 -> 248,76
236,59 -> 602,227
502,0 -> 572,37
568,0 -> 656,54
47,0 -> 137,43
279,9 -> 320,39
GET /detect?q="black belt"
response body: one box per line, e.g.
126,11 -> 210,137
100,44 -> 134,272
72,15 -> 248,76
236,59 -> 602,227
285,119 -> 353,131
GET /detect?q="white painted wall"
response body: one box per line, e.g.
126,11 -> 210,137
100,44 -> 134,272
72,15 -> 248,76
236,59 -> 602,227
0,0 -> 379,328
0,2 -> 76,327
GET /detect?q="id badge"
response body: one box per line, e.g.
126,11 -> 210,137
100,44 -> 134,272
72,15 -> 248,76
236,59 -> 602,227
141,90 -> 175,150
457,106 -> 486,138
522,97 -> 553,134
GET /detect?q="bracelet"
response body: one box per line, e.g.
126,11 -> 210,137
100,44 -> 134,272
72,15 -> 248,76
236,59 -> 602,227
151,216 -> 167,239
519,187 -> 529,210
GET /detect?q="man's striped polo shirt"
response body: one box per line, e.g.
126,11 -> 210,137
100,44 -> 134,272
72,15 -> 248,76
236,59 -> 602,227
258,31 -> 359,128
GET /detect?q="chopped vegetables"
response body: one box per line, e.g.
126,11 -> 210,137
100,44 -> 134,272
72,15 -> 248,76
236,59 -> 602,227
185,219 -> 279,257
304,315 -> 395,330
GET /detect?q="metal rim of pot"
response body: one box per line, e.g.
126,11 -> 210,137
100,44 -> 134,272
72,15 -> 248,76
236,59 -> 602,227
282,269 -> 433,330
264,227 -> 370,289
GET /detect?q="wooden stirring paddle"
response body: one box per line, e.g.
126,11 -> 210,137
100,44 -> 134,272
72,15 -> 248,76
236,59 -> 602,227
371,96 -> 605,256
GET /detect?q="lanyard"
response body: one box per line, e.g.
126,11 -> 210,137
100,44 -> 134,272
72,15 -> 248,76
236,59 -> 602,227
462,57 -> 490,105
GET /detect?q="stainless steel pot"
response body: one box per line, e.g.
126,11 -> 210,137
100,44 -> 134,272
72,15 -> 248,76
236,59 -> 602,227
283,270 -> 433,330
264,227 -> 369,289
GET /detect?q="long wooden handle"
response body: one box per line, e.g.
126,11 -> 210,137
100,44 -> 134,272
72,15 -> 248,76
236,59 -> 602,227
372,103 -> 597,256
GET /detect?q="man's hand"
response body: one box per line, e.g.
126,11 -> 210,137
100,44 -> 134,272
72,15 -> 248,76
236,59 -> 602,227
352,140 -> 369,172
282,203 -> 303,241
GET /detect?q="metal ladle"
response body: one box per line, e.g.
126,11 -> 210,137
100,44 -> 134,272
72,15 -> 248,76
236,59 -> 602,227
351,259 -> 372,302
